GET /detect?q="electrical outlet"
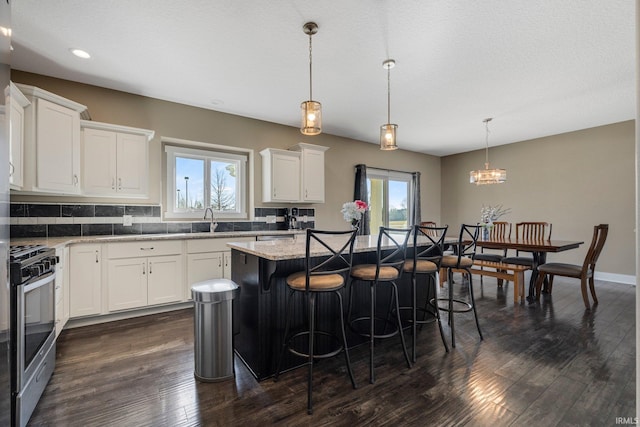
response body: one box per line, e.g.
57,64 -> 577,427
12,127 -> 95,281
266,215 -> 276,224
303,215 -> 308,222
123,215 -> 133,226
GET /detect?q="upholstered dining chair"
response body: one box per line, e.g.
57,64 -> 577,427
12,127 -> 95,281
274,228 -> 358,415
436,224 -> 483,348
401,224 -> 449,362
347,226 -> 412,384
534,224 -> 608,310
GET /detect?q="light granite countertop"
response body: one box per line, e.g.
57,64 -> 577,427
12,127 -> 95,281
11,229 -> 306,249
227,233 -> 425,261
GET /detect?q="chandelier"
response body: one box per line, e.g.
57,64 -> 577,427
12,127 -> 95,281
470,118 -> 506,185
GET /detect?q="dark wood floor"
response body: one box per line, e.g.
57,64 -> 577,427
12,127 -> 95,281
29,275 -> 635,426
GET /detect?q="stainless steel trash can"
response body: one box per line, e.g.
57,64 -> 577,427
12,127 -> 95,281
191,278 -> 240,382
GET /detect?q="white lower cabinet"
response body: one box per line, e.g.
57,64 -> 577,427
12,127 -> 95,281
186,237 -> 253,300
69,244 -> 102,318
106,240 -> 184,312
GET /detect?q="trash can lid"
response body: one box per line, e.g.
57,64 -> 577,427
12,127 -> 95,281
191,278 -> 239,303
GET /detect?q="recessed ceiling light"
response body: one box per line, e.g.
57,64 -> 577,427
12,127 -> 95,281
70,48 -> 91,59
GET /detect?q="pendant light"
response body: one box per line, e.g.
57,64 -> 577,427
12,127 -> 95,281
300,22 -> 321,135
380,59 -> 398,150
469,118 -> 506,185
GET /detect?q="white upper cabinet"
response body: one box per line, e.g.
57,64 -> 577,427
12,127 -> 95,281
260,143 -> 328,203
6,82 -> 30,190
290,143 -> 328,203
260,148 -> 301,202
15,83 -> 87,195
81,121 -> 154,198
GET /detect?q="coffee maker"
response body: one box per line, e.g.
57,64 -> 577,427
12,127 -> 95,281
285,207 -> 298,230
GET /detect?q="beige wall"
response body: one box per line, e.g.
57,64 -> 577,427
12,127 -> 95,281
441,120 -> 636,276
10,71 -> 441,229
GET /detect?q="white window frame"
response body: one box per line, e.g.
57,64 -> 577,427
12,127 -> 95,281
163,137 -> 254,220
367,168 -> 415,227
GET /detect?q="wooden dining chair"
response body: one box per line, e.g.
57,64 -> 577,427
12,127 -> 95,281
502,222 -> 552,267
474,221 -> 511,286
534,224 -> 608,310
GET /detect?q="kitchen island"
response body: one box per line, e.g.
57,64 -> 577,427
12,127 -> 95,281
227,233 -> 429,381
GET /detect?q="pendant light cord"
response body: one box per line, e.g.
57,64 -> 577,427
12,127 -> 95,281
387,64 -> 391,124
308,33 -> 313,101
484,118 -> 492,167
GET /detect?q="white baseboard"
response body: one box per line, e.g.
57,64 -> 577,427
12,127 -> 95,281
594,272 -> 636,285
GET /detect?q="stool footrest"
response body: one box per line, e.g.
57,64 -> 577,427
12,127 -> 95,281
287,330 -> 343,360
349,316 -> 399,340
434,297 -> 473,313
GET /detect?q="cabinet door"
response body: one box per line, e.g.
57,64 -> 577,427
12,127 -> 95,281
9,96 -> 24,189
82,127 -> 117,195
301,148 -> 325,202
186,252 -> 224,299
223,251 -> 232,279
270,151 -> 300,202
147,255 -> 184,305
107,257 -> 147,311
36,98 -> 81,193
69,244 -> 102,318
116,132 -> 148,196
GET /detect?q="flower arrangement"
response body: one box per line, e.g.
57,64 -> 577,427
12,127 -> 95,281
341,200 -> 369,226
480,204 -> 511,227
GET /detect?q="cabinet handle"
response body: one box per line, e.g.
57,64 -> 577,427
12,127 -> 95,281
9,162 -> 14,177
149,262 -> 152,274
95,251 -> 99,263
140,247 -> 154,251
112,178 -> 115,190
305,189 -> 308,198
73,174 -> 79,186
142,263 -> 146,275
224,257 -> 229,267
218,257 -> 222,268
118,177 -> 122,190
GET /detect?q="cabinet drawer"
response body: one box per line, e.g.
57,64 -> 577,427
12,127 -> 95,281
187,237 -> 254,254
107,240 -> 182,259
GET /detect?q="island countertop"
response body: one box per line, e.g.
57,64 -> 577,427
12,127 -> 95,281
227,233 -> 426,261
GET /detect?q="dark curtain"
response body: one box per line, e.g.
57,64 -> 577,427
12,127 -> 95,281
412,171 -> 421,226
354,164 -> 369,235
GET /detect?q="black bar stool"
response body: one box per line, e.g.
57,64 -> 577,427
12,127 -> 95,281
274,228 -> 358,415
435,224 -> 483,348
347,226 -> 412,384
400,224 -> 449,361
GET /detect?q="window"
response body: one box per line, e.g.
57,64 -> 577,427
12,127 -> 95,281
367,168 -> 414,230
165,143 -> 250,219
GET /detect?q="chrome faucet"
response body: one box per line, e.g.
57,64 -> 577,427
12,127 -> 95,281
203,207 -> 218,232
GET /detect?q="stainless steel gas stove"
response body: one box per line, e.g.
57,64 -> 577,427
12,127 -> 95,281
9,244 -> 58,427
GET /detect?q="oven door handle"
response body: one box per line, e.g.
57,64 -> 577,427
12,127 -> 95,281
23,272 -> 56,292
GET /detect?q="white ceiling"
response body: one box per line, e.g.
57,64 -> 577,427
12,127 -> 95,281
10,0 -> 636,156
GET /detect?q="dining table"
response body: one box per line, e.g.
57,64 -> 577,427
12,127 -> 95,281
474,238 -> 584,302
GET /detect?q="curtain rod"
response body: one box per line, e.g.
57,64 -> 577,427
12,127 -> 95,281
356,165 -> 419,175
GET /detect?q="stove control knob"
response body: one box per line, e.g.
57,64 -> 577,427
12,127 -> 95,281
29,264 -> 43,277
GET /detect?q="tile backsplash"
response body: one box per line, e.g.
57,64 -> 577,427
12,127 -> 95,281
10,203 -> 315,239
